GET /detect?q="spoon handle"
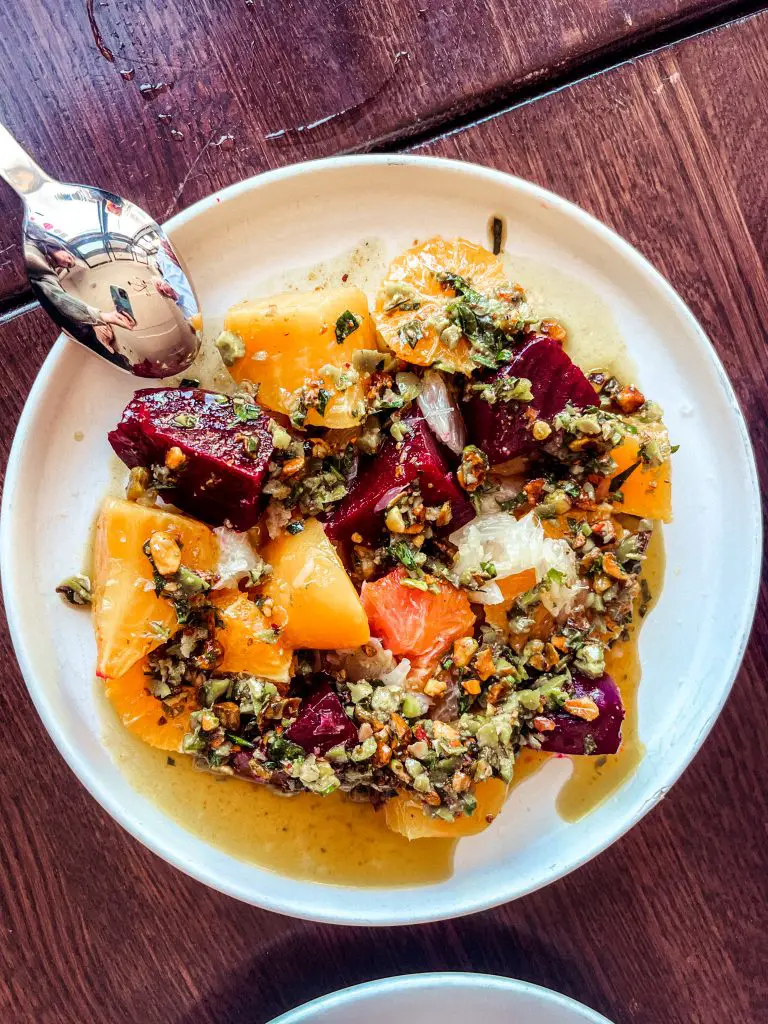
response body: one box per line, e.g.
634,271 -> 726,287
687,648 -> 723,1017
0,123 -> 51,197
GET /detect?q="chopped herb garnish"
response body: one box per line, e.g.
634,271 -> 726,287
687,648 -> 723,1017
231,396 -> 261,423
315,388 -> 332,417
227,733 -> 255,749
491,215 -> 504,255
398,319 -> 424,350
335,310 -> 361,344
609,459 -> 641,492
241,434 -> 261,457
56,574 -> 92,606
173,412 -> 198,428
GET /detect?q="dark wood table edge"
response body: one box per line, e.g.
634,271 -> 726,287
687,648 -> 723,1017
0,0 -> 763,318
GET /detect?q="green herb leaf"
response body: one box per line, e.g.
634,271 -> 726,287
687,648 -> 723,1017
227,733 -> 255,749
609,459 -> 641,493
231,396 -> 261,423
335,310 -> 361,344
398,319 -> 424,350
315,388 -> 331,417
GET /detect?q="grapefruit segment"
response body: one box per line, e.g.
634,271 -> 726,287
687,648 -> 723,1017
385,778 -> 508,839
262,518 -> 370,650
93,497 -> 217,679
360,568 -> 475,662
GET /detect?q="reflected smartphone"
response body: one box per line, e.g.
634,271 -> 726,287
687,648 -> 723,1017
110,285 -> 135,322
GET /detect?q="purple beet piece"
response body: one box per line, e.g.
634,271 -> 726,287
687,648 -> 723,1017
540,672 -> 625,756
108,388 -> 274,531
284,683 -> 358,756
324,412 -> 474,543
464,335 -> 597,464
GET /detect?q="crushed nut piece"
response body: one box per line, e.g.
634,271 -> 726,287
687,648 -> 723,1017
452,636 -> 478,668
474,647 -> 496,680
533,716 -> 556,732
149,531 -> 182,576
424,678 -> 447,697
563,696 -> 600,722
164,446 -> 186,470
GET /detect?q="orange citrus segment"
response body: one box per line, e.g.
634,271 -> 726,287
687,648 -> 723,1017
360,568 -> 475,662
385,778 -> 508,839
93,498 -> 218,680
483,569 -> 538,633
212,590 -> 292,682
374,237 -> 509,374
609,437 -> 672,522
262,518 -> 370,650
224,286 -> 376,428
104,657 -> 199,752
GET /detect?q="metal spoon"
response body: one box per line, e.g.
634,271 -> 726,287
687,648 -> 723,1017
0,123 -> 201,378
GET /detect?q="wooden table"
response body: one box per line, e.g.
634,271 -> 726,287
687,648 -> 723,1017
0,4 -> 765,1022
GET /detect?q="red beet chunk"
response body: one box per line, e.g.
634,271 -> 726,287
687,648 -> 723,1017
540,672 -> 624,756
464,335 -> 597,464
108,388 -> 274,531
324,412 -> 474,543
284,684 -> 358,756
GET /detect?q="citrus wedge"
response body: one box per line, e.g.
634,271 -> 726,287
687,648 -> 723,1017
385,778 -> 508,839
374,237 -> 509,374
104,657 -> 199,752
262,517 -> 370,649
93,497 -> 217,679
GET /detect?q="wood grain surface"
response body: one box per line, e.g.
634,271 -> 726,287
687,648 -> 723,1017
1,7 -> 767,1024
0,0 -> 753,306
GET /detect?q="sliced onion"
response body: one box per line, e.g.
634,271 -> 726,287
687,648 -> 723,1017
380,657 -> 412,689
417,370 -> 467,455
467,581 -> 504,605
373,485 -> 407,513
213,527 -> 259,589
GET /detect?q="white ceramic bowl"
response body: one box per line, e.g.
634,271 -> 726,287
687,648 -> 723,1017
1,156 -> 760,925
268,973 -> 614,1023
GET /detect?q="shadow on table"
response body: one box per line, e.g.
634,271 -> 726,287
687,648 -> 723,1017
174,910 -> 616,1024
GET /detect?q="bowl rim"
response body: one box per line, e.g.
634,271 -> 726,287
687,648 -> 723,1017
1,153 -> 761,925
266,972 -> 614,1023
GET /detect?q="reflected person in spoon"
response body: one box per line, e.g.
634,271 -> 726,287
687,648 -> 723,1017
24,225 -> 135,368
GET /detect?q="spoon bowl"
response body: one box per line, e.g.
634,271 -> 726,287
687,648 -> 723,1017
0,124 -> 200,378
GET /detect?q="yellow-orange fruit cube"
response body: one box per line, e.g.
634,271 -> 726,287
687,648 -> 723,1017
212,590 -> 292,683
385,778 -> 508,840
223,286 -> 376,428
93,497 -> 217,679
262,517 -> 370,650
